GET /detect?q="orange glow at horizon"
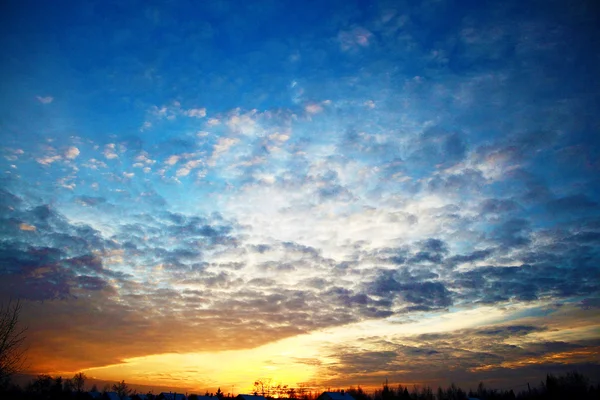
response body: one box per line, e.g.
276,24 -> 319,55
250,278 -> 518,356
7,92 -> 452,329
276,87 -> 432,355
78,336 -> 326,394
27,302 -> 600,394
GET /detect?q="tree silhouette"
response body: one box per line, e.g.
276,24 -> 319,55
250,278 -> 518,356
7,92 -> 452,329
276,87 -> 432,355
73,372 -> 87,392
287,387 -> 297,399
0,299 -> 27,389
63,377 -> 75,393
113,380 -> 132,400
29,374 -> 53,395
254,379 -> 273,397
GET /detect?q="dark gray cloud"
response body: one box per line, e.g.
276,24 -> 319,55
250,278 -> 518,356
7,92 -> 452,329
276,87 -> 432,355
408,127 -> 468,170
490,218 -> 531,248
367,270 -> 452,311
409,238 -> 449,264
447,248 -> 494,265
479,198 -> 521,215
319,318 -> 600,390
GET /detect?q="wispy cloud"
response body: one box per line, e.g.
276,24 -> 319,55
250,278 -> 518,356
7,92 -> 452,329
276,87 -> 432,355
338,27 -> 373,51
185,108 -> 207,118
36,95 -> 54,104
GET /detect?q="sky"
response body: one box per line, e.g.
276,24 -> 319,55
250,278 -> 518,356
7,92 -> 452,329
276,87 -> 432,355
1,0 -> 599,395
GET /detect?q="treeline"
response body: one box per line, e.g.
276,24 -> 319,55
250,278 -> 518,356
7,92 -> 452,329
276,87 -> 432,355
346,371 -> 599,400
0,371 -> 598,400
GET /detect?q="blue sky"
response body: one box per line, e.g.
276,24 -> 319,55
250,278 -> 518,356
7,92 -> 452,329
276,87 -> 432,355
1,0 -> 599,393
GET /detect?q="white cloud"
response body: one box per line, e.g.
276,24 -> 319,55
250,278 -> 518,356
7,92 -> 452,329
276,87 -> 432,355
165,155 -> 180,165
305,104 -> 323,114
226,109 -> 262,136
175,159 -> 203,177
185,159 -> 203,169
58,177 -> 76,190
150,105 -> 168,117
364,100 -> 376,109
123,172 -> 135,179
103,144 -> 118,159
135,152 -> 156,165
83,158 -> 107,170
185,108 -> 207,118
36,155 -> 62,165
140,121 -> 152,131
36,95 -> 54,104
64,146 -> 80,160
176,167 -> 191,177
269,132 -> 290,142
209,137 -> 240,166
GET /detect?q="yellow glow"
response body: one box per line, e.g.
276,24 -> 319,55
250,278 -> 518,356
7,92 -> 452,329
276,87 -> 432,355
77,304 -> 517,392
82,335 -> 324,393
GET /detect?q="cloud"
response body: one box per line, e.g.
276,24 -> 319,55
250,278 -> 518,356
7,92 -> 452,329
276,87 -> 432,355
305,103 -> 323,114
165,155 -> 180,165
36,95 -> 53,104
317,308 -> 600,389
225,109 -> 260,136
19,223 -> 36,231
479,198 -> 520,215
75,196 -> 107,207
185,108 -> 207,118
338,27 -> 373,51
176,167 -> 190,177
490,218 -> 531,248
364,100 -> 376,108
64,146 -> 80,160
83,158 -> 108,170
103,144 -> 118,159
209,137 -> 239,166
36,155 -> 62,165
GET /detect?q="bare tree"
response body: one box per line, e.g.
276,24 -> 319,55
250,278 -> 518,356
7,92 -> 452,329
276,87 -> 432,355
254,379 -> 273,397
0,299 -> 27,388
73,372 -> 87,392
254,378 -> 273,397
